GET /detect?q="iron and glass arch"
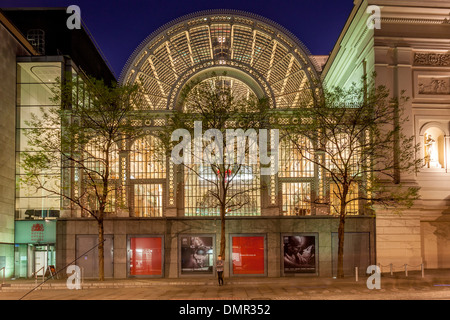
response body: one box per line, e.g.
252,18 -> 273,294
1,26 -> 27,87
120,9 -> 321,111
117,10 -> 333,217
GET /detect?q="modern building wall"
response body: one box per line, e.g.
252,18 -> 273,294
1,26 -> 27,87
56,216 -> 375,279
1,8 -> 115,279
323,0 -> 450,271
0,15 -> 33,278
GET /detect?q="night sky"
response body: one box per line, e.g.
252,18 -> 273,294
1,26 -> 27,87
0,0 -> 354,79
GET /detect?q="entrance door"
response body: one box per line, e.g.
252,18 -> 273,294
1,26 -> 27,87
34,251 -> 47,276
76,235 -> 114,279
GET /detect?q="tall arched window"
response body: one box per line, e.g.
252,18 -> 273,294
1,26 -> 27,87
184,163 -> 261,216
130,135 -> 166,217
325,133 -> 360,215
82,139 -> 120,213
279,136 -> 315,216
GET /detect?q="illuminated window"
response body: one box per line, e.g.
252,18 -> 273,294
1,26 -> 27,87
85,187 -> 116,214
183,77 -> 253,112
184,164 -> 260,216
279,136 -> 314,178
125,16 -> 317,110
282,182 -> 311,216
279,136 -> 315,216
329,183 -> 359,216
129,136 -> 166,217
130,135 -> 166,179
134,184 -> 163,217
83,139 -> 120,179
325,133 -> 361,215
82,139 -> 120,213
325,133 -> 360,177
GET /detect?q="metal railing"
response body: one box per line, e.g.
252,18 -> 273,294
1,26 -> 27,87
19,239 -> 106,300
355,263 -> 425,281
378,263 -> 425,278
32,267 -> 45,285
1,267 -> 5,286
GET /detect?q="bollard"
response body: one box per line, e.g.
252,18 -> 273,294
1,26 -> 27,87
355,267 -> 358,282
421,263 -> 425,278
390,263 -> 393,276
405,264 -> 408,277
81,266 -> 84,288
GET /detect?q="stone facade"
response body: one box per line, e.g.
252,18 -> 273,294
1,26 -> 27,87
56,216 -> 375,279
323,0 -> 450,271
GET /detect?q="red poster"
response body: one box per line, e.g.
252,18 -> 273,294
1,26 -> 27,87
232,236 -> 265,275
129,237 -> 162,276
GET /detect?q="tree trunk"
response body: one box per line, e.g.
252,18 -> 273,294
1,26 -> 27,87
220,204 -> 226,260
98,218 -> 105,281
337,187 -> 348,279
337,213 -> 345,278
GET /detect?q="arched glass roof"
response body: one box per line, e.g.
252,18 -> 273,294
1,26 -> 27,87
120,9 -> 320,110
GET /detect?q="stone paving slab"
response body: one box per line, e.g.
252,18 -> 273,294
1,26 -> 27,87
1,269 -> 450,299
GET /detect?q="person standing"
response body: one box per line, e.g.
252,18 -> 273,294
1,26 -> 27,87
216,255 -> 224,286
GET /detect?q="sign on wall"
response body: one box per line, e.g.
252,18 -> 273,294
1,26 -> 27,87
231,235 -> 266,276
282,234 -> 317,275
15,220 -> 56,244
129,236 -> 163,276
180,235 -> 214,274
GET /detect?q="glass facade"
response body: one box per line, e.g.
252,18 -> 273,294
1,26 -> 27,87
14,62 -> 61,278
14,66 -> 366,221
16,62 -> 62,221
0,244 -> 14,279
184,164 -> 261,217
5,11 -> 380,281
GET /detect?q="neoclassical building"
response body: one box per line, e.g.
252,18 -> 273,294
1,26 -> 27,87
2,0 -> 450,279
323,0 -> 450,272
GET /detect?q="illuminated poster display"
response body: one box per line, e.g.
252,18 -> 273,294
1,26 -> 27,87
231,235 -> 265,275
180,236 -> 214,274
129,237 -> 163,276
282,234 -> 317,274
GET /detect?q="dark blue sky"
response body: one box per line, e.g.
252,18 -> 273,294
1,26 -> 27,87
0,0 -> 354,79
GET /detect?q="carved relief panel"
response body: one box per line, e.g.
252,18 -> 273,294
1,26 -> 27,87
413,52 -> 450,101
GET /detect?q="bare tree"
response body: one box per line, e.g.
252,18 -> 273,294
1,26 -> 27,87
280,77 -> 421,278
160,73 -> 270,261
21,74 -> 145,280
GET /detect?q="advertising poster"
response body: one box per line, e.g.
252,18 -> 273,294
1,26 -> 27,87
232,236 -> 265,275
282,235 -> 316,274
180,236 -> 214,274
129,237 -> 163,276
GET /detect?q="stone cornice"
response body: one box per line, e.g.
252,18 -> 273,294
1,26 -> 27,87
381,17 -> 450,24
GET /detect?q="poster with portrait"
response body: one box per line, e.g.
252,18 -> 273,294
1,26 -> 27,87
282,234 -> 317,274
180,235 -> 214,274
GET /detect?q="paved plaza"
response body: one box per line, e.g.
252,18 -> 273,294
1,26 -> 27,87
2,270 -> 450,301
1,271 -> 446,319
